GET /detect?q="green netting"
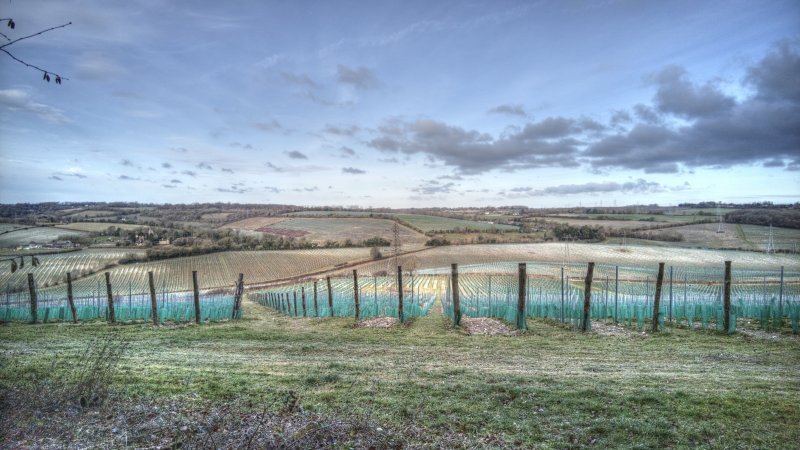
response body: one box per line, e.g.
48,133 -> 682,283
0,292 -> 237,323
252,273 -> 438,322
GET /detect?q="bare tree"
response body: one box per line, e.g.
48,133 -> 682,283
1,16 -> 71,83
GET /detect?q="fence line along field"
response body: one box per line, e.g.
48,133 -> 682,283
223,216 -> 427,247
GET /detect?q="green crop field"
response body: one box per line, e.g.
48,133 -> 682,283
0,227 -> 88,248
547,213 -> 711,224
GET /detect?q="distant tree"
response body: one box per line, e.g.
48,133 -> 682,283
1,16 -> 71,83
370,246 -> 383,260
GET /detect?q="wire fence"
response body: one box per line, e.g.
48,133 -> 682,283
1,271 -> 244,324
252,261 -> 798,335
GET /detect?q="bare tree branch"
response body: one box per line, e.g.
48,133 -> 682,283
0,21 -> 71,49
0,48 -> 68,81
0,20 -> 71,82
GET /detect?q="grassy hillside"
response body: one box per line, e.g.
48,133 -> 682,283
1,302 -> 797,448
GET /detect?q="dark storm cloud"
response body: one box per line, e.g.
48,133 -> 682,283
120,159 -> 135,167
170,179 -> 182,184
650,65 -> 736,118
367,117 -> 583,174
336,64 -> 380,89
118,175 -> 139,181
196,162 -> 213,170
285,150 -> 307,159
367,42 -> 798,175
342,167 -> 365,174
339,146 -> 356,157
505,179 -> 668,197
281,71 -> 319,89
265,162 -> 284,172
49,175 -> 63,181
487,104 -> 527,117
586,42 -> 800,172
254,120 -> 283,132
323,124 -> 360,136
412,180 -> 456,195
53,172 -> 87,179
161,162 -> 172,169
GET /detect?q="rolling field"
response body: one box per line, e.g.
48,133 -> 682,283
1,302 -> 798,448
395,213 -> 519,232
642,223 -> 800,251
55,222 -> 144,233
30,248 -> 374,297
224,217 -> 427,247
0,226 -> 88,248
549,213 -> 713,223
287,211 -> 520,232
543,216 -> 664,229
0,249 -> 145,290
347,242 -> 799,277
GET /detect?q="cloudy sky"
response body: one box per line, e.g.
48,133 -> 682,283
0,0 -> 798,207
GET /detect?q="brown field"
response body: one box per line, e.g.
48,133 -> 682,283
223,217 -> 287,230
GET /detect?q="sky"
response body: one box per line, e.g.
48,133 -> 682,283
0,0 -> 798,208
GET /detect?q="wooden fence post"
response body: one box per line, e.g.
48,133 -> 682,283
353,269 -> 360,321
105,272 -> 115,323
723,261 -> 732,333
148,271 -> 158,325
397,266 -> 404,323
232,273 -> 244,319
614,266 -> 619,323
652,262 -> 665,332
313,281 -> 319,317
27,273 -> 37,324
192,270 -> 201,324
779,265 -> 784,317
301,286 -> 307,317
66,272 -> 78,324
451,263 -> 461,326
517,263 -> 528,330
581,262 -> 594,332
293,291 -> 298,316
326,276 -> 334,317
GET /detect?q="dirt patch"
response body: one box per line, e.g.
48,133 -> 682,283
461,317 -> 518,336
591,321 -> 644,337
738,329 -> 785,341
357,317 -> 399,328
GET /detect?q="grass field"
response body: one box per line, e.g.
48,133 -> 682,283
1,302 -> 798,448
549,213 -> 712,224
395,214 -> 519,232
224,217 -> 427,247
55,222 -> 144,233
287,211 -> 520,233
0,227 -> 88,248
626,223 -> 800,251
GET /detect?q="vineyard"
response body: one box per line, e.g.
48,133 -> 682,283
2,248 -> 373,299
0,249 -> 141,288
254,259 -> 799,335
